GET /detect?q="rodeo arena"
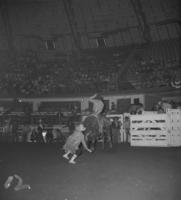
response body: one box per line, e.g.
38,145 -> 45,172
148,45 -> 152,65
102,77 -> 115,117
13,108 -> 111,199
0,1 -> 181,200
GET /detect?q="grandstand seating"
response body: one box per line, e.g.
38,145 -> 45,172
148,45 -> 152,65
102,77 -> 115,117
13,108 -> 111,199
0,39 -> 180,97
127,39 -> 180,89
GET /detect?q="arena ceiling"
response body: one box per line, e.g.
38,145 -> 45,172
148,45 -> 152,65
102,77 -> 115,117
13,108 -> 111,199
0,0 -> 180,52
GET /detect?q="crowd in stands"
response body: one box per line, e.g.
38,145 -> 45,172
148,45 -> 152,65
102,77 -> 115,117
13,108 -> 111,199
128,47 -> 181,89
0,51 -> 121,96
0,40 -> 180,97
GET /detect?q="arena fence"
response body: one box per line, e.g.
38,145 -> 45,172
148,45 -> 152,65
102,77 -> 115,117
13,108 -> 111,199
130,109 -> 181,147
0,109 -> 181,147
167,109 -> 181,147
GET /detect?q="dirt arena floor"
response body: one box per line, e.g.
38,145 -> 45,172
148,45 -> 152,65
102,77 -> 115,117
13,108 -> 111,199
0,143 -> 181,200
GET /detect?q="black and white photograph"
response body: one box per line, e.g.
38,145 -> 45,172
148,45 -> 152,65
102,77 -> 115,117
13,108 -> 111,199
0,0 -> 180,199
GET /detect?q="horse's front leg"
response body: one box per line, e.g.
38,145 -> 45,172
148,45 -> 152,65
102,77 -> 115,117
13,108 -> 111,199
86,133 -> 96,152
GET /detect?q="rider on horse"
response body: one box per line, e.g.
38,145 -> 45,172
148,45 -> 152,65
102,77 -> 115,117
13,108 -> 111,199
83,93 -> 112,150
89,93 -> 105,115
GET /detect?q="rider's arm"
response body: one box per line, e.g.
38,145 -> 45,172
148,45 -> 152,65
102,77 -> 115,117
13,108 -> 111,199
89,94 -> 97,100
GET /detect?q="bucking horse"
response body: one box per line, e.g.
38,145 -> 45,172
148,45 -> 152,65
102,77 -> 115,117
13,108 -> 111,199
82,114 -> 112,151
